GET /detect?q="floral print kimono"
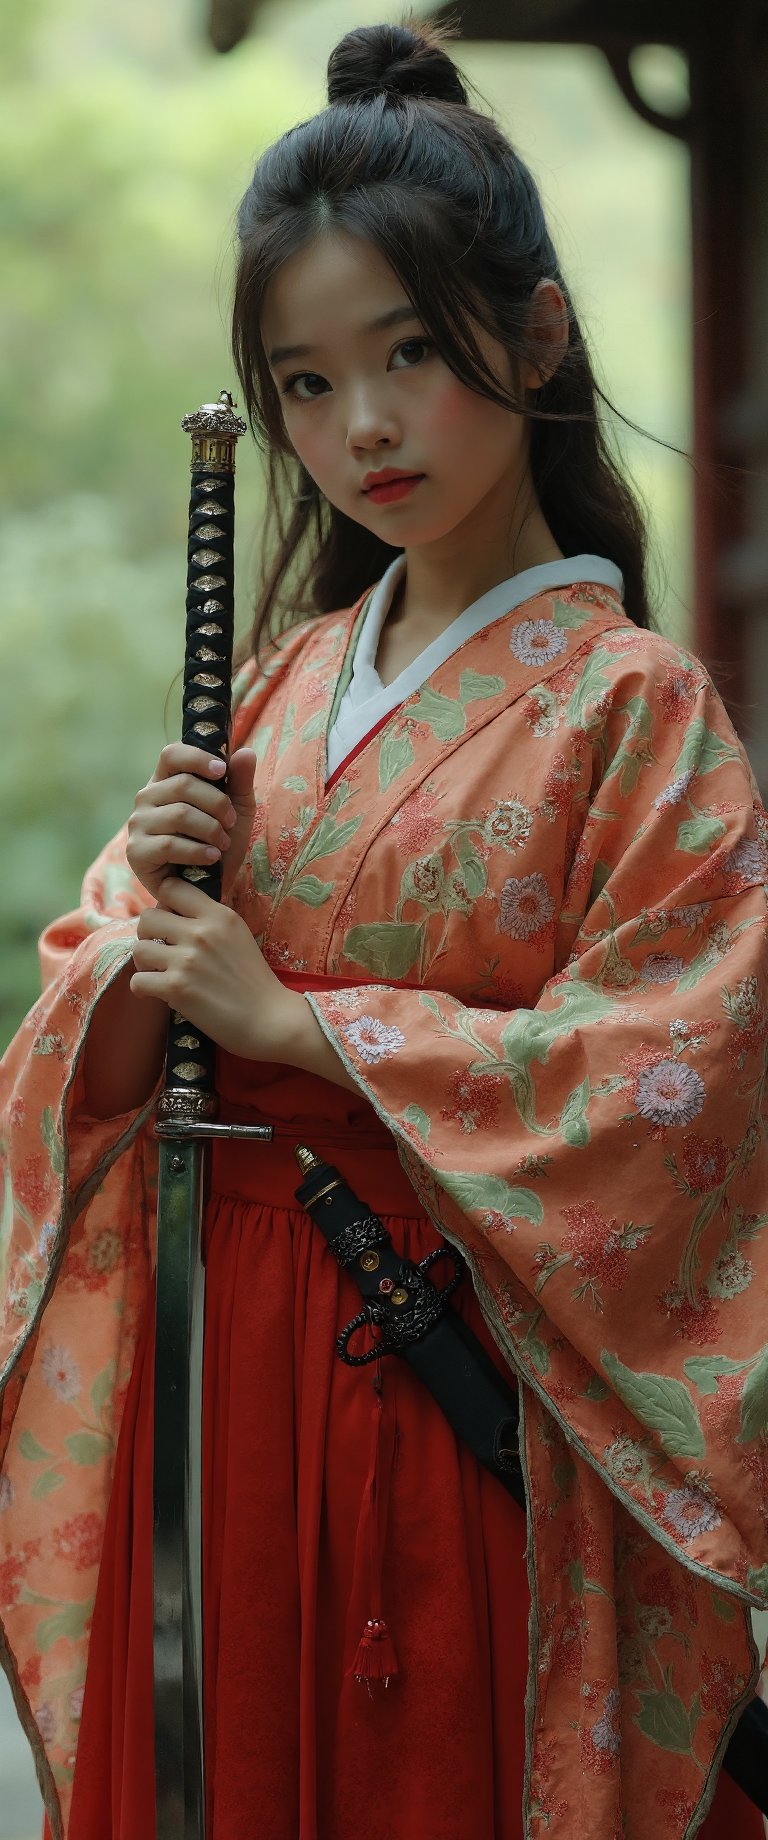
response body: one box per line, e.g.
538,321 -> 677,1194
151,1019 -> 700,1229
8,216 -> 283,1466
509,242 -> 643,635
1,568 -> 767,1840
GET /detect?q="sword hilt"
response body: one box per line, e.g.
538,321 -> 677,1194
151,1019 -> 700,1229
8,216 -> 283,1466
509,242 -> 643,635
158,390 -> 247,1127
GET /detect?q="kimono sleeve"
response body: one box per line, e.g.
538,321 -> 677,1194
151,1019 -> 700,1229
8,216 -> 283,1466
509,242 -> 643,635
0,643 -> 291,1829
306,651 -> 768,1610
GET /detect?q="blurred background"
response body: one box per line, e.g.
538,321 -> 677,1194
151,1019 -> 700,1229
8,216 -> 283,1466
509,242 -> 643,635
1,0 -> 765,1832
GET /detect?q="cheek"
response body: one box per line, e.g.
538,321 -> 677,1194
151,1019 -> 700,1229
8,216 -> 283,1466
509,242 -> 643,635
283,417 -> 324,476
421,378 -> 518,462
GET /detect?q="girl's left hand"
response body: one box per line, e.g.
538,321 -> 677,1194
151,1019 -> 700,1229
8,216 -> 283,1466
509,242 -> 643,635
130,874 -> 295,1061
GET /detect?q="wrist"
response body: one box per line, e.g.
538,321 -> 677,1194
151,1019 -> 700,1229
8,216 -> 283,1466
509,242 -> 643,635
271,987 -> 360,1093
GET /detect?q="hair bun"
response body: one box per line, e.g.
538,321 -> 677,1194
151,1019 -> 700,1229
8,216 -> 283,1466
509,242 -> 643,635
327,20 -> 468,109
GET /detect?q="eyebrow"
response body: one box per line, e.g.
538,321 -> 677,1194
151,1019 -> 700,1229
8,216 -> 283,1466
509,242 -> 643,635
268,304 -> 423,367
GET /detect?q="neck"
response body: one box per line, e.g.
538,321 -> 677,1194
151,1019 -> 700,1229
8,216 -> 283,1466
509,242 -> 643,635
391,483 -> 564,637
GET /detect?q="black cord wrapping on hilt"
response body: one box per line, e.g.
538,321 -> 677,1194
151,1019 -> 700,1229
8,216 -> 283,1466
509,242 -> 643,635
162,466 -> 236,1103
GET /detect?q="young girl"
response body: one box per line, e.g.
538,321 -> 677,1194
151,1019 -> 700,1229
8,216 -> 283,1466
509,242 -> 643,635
2,17 -> 767,1840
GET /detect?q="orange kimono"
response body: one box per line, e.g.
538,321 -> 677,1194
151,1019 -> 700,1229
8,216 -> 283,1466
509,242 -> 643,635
1,573 -> 767,1839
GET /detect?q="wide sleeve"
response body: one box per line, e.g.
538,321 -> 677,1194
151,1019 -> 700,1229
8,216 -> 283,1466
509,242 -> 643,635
306,650 -> 768,1614
0,643 -> 299,1829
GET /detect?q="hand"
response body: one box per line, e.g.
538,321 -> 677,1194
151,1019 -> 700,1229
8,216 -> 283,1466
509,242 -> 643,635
126,743 -> 257,905
130,874 -> 296,1059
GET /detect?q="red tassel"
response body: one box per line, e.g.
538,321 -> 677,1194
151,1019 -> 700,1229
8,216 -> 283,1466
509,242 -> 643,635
345,1361 -> 399,1691
351,1616 -> 399,1687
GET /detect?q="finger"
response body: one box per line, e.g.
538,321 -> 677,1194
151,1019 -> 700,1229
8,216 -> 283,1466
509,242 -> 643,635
128,832 -> 224,871
136,909 -> 183,943
156,874 -> 211,917
131,940 -> 172,973
151,743 -> 228,786
137,777 -> 237,832
227,748 -> 256,804
130,968 -> 174,1002
137,801 -> 233,852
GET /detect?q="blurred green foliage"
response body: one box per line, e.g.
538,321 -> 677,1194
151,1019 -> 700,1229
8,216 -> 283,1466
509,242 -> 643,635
0,0 -> 693,1051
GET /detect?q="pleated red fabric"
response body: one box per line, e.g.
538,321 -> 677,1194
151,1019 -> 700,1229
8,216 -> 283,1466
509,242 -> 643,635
55,1060 -> 531,1840
43,1056 -> 765,1840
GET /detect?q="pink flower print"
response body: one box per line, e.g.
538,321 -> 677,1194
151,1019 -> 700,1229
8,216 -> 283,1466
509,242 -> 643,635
681,1134 -> 730,1193
498,872 -> 555,940
699,1650 -> 737,1720
658,669 -> 697,723
440,1068 -> 503,1133
560,1202 -> 633,1291
655,1788 -> 696,1826
8,1096 -> 26,1128
661,1483 -> 721,1542
15,1156 -> 55,1215
342,1016 -> 406,1065
509,619 -> 568,668
40,1344 -> 82,1402
390,787 -> 440,855
563,842 -> 593,890
642,1564 -> 679,1617
542,753 -> 579,818
52,1511 -> 104,1571
635,1059 -> 705,1128
660,1286 -> 721,1345
640,953 -> 684,984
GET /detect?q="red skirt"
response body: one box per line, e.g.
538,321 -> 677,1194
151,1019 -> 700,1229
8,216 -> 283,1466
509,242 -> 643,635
50,1060 -> 764,1840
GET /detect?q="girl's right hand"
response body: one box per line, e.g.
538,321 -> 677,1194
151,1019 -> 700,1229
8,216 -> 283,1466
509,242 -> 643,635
126,743 -> 256,905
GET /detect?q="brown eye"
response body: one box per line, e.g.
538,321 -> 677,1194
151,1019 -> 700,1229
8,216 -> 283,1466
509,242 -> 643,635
391,338 -> 435,368
282,371 -> 329,402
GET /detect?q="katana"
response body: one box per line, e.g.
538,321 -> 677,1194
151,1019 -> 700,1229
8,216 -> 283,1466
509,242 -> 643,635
152,392 -> 272,1840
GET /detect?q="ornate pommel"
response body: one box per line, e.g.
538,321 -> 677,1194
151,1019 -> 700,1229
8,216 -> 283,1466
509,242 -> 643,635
181,389 -> 248,475
294,1144 -> 322,1175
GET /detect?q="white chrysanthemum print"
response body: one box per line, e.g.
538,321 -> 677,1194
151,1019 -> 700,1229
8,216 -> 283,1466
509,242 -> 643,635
591,1687 -> 621,1758
342,1016 -> 406,1065
641,953 -> 685,985
661,1484 -> 721,1540
709,1251 -> 753,1300
498,872 -> 555,940
509,619 -> 568,667
37,1219 -> 57,1261
636,1059 -> 706,1128
722,837 -> 768,883
482,798 -> 533,849
654,770 -> 693,811
40,1344 -> 82,1402
0,1474 -> 14,1511
35,1702 -> 57,1744
667,903 -> 710,929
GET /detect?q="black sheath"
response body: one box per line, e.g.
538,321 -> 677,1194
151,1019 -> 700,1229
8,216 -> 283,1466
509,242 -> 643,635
294,1151 -> 525,1509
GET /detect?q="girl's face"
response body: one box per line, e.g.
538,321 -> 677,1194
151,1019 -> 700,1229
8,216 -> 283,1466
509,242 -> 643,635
261,230 -> 541,553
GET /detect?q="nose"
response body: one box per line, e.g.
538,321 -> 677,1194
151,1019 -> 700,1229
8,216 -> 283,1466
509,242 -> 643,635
344,384 -> 399,453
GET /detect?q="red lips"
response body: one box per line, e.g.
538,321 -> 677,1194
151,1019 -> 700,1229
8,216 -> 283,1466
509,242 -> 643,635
362,468 -> 423,491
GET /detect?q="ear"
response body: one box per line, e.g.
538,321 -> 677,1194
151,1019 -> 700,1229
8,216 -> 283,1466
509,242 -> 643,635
520,279 -> 569,391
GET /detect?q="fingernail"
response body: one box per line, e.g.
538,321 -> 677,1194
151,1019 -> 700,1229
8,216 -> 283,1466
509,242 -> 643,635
204,846 -> 221,860
208,758 -> 226,776
224,809 -> 237,828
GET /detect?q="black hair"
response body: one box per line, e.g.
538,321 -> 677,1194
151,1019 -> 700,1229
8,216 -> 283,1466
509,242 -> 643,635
232,13 -> 677,655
